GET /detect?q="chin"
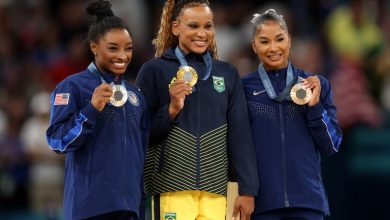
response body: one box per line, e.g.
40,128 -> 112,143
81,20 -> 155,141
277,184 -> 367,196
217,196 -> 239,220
191,47 -> 208,54
111,69 -> 126,75
265,61 -> 287,70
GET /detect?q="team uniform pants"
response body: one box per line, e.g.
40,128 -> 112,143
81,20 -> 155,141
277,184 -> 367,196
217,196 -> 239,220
151,190 -> 226,220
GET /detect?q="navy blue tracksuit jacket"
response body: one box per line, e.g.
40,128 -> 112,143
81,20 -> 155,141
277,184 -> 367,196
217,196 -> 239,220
242,65 -> 342,215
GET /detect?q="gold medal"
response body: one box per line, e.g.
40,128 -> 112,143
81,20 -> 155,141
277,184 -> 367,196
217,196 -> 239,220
110,85 -> 128,107
177,66 -> 198,87
290,83 -> 312,105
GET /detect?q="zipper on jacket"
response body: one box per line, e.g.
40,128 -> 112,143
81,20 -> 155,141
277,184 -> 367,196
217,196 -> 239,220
279,104 -> 290,207
122,105 -> 129,209
196,84 -> 201,189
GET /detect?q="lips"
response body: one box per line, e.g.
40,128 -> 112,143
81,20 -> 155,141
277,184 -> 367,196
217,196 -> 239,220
112,62 -> 127,68
267,54 -> 282,61
193,40 -> 208,47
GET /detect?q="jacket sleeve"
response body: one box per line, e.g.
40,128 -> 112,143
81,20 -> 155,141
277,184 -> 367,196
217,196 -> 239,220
135,62 -> 176,145
227,68 -> 259,196
46,80 -> 99,154
306,75 -> 342,155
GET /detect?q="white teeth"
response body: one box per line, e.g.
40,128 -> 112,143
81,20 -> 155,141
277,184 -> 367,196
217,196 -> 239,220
268,55 -> 281,61
113,62 -> 126,67
194,41 -> 207,46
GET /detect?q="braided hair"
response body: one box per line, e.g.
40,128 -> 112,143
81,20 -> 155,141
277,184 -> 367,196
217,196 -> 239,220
153,0 -> 218,59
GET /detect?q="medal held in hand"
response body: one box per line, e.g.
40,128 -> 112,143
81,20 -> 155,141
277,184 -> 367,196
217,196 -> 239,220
110,84 -> 128,107
290,83 -> 312,105
176,66 -> 198,87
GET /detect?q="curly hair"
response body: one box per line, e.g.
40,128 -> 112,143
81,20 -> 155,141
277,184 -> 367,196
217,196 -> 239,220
152,0 -> 218,59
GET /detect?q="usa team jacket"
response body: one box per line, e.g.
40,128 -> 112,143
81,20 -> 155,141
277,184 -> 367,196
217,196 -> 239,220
136,47 -> 259,196
46,63 -> 149,219
241,65 -> 342,215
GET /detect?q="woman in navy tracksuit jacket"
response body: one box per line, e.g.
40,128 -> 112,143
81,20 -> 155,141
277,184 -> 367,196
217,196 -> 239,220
136,47 -> 258,198
136,1 -> 258,219
46,1 -> 149,219
242,9 -> 342,220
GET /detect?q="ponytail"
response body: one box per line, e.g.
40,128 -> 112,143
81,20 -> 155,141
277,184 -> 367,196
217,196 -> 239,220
153,0 -> 176,57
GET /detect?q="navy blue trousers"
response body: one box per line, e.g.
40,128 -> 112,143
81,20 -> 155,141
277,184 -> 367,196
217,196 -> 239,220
252,208 -> 324,220
85,211 -> 138,220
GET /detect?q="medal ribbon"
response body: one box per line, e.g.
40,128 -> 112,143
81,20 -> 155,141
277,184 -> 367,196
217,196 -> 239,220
88,62 -> 127,106
174,46 -> 212,81
257,62 -> 297,102
88,62 -> 126,88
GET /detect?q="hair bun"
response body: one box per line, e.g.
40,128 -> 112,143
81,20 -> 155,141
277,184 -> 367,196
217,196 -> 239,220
264,8 -> 283,18
86,0 -> 114,21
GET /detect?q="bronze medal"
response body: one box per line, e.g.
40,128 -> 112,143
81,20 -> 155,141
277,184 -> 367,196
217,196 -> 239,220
290,83 -> 312,105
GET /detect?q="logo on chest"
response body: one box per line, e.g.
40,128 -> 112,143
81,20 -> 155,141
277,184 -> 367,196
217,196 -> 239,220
212,76 -> 225,93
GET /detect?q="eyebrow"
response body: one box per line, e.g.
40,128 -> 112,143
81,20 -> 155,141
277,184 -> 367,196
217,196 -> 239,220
259,33 -> 285,39
106,42 -> 133,46
186,20 -> 213,24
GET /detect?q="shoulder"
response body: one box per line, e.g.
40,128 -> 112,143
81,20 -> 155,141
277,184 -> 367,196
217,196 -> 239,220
56,69 -> 95,89
138,56 -> 174,75
212,59 -> 238,73
241,71 -> 258,86
136,57 -> 172,87
241,71 -> 258,81
139,57 -> 162,70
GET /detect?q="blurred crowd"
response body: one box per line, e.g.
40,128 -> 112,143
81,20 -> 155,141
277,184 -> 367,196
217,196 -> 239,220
0,0 -> 389,219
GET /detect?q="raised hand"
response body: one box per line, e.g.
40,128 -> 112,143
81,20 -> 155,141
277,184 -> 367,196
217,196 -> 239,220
91,83 -> 113,112
302,76 -> 321,107
168,79 -> 192,119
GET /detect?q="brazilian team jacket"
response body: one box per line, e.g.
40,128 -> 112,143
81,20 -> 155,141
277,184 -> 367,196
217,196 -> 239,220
241,65 -> 342,215
136,47 -> 259,196
46,63 -> 149,219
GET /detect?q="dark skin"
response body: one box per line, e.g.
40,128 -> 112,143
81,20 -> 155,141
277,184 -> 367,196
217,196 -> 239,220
89,28 -> 133,112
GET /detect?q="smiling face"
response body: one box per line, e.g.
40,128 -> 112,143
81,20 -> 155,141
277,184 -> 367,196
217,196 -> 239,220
252,21 -> 291,70
90,28 -> 133,76
172,4 -> 214,55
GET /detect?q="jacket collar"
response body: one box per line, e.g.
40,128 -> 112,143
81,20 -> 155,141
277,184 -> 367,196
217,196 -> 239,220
87,62 -> 124,84
161,46 -> 211,63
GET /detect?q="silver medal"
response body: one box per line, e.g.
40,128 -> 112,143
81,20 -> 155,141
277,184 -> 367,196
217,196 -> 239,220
110,84 -> 128,107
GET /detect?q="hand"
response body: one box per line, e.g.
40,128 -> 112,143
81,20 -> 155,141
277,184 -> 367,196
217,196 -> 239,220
168,79 -> 192,119
91,83 -> 113,111
302,76 -> 321,107
232,195 -> 255,220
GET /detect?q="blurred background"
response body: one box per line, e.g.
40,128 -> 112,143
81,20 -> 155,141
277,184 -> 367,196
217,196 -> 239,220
0,0 -> 389,219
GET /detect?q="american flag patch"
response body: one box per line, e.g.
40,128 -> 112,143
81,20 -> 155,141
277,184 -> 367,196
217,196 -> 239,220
54,93 -> 70,105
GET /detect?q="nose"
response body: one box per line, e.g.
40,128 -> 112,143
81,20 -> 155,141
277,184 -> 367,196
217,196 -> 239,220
197,29 -> 206,37
269,41 -> 277,51
117,50 -> 128,60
